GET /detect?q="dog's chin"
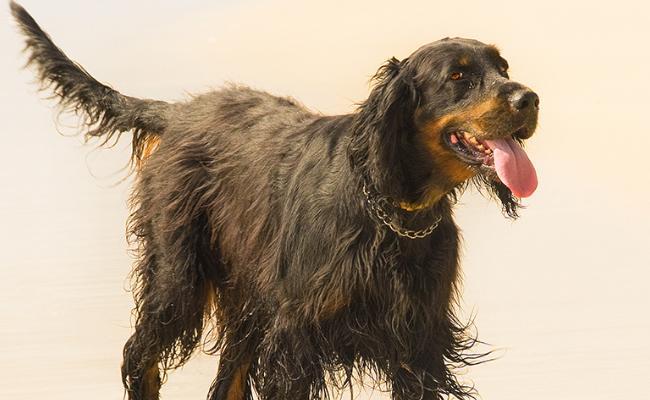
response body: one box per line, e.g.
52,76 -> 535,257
471,172 -> 520,219
442,129 -> 502,186
440,132 -> 521,218
476,163 -> 499,183
443,127 -> 538,199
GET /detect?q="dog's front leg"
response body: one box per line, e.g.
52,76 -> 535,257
391,362 -> 442,400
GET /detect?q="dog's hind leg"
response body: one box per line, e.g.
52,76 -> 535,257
121,191 -> 219,400
207,338 -> 255,400
205,296 -> 262,400
120,246 -> 216,399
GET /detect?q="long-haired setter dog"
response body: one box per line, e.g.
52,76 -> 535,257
12,2 -> 539,399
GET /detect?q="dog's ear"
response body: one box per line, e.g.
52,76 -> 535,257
349,57 -> 419,191
365,57 -> 418,136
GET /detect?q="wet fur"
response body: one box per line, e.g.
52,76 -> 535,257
10,2 -> 525,399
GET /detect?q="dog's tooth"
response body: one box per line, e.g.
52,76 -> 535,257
469,137 -> 480,145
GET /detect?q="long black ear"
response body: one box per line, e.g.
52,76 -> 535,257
349,57 -> 419,195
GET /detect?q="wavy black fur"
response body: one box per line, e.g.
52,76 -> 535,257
12,2 -> 540,399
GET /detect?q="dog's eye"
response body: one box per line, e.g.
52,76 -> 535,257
449,72 -> 463,81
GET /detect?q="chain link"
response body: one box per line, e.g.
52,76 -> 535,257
362,181 -> 441,240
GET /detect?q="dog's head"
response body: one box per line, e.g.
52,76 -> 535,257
353,38 -> 539,217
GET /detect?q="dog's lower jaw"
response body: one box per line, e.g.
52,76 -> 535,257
398,170 -> 475,212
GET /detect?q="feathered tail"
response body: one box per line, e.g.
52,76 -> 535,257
10,1 -> 170,165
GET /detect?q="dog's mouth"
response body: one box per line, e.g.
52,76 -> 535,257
444,127 -> 538,198
445,130 -> 495,167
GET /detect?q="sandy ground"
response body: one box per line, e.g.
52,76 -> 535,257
1,1 -> 649,399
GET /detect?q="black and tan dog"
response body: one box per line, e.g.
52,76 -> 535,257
11,2 -> 539,399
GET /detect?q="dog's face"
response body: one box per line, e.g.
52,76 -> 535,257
406,38 -> 539,201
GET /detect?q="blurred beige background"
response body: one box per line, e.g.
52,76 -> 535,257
1,0 -> 649,399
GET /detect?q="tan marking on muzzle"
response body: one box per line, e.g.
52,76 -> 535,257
403,99 -> 504,210
422,99 -> 502,172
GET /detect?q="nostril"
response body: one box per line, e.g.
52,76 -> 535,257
519,98 -> 530,110
511,90 -> 540,111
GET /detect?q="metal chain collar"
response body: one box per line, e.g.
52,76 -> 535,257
362,180 -> 442,240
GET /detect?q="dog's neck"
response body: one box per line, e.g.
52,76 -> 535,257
361,176 -> 448,239
398,187 -> 447,211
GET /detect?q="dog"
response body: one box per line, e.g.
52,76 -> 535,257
11,2 -> 539,399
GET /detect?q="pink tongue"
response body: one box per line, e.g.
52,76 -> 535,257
484,138 -> 538,198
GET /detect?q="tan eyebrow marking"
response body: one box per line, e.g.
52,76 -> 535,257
458,55 -> 471,66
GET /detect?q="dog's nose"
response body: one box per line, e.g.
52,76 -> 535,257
509,89 -> 539,112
